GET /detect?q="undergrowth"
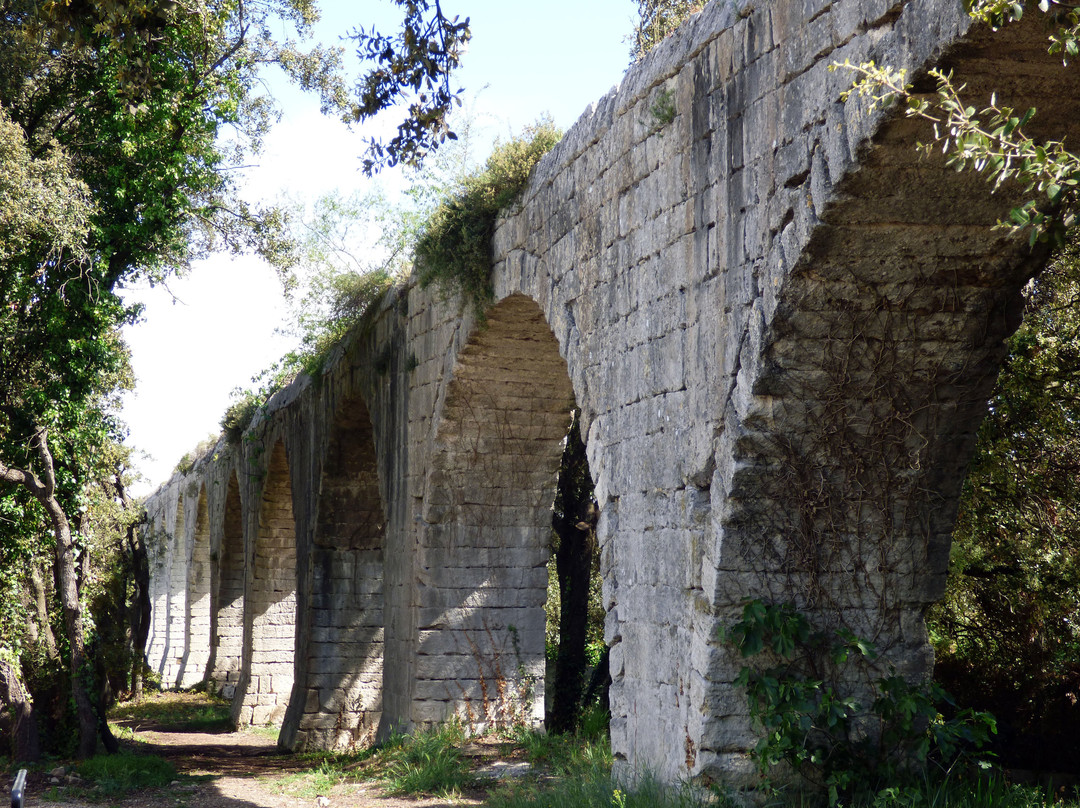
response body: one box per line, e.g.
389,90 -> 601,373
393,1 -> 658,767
75,752 -> 177,797
272,757 -> 357,800
109,690 -> 231,732
726,600 -> 997,806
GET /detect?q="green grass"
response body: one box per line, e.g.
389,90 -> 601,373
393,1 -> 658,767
272,758 -> 353,799
487,762 -> 719,808
244,724 -> 282,739
378,721 -> 475,796
732,769 -> 1080,808
75,751 -> 177,797
109,691 -> 231,732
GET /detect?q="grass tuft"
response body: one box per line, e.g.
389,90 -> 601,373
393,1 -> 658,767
272,758 -> 351,799
378,721 -> 475,797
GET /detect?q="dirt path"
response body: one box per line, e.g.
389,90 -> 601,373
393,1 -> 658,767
23,723 -> 489,808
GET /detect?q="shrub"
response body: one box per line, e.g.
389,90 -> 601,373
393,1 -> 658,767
221,389 -> 264,443
726,600 -> 996,806
414,118 -> 561,312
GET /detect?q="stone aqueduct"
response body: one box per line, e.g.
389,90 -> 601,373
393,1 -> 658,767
142,0 -> 1080,784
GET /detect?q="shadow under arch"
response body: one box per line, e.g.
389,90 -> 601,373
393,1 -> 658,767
210,470 -> 245,699
285,394 -> 387,751
412,292 -> 577,730
177,485 -> 211,688
236,440 -> 297,727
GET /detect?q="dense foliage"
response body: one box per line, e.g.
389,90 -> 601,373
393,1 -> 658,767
0,0 -> 347,759
930,249 -> 1080,772
727,601 -> 996,806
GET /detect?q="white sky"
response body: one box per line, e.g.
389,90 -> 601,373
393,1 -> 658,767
119,1 -> 637,494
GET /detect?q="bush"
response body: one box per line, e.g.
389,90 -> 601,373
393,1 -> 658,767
726,600 -> 995,805
414,118 -> 561,312
220,389 -> 263,443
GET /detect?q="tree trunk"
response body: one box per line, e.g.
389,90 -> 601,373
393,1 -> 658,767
0,429 -> 97,758
119,479 -> 150,703
548,411 -> 598,734
550,514 -> 594,733
0,660 -> 39,762
28,565 -> 59,662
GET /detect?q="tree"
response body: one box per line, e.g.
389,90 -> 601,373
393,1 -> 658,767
548,411 -> 601,733
631,0 -> 702,62
0,0 -> 347,758
350,0 -> 471,174
929,248 -> 1080,771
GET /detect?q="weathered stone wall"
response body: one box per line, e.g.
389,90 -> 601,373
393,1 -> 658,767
142,0 -> 1080,786
209,471 -> 245,698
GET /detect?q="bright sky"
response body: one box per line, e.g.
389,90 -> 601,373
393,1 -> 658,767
119,1 -> 637,495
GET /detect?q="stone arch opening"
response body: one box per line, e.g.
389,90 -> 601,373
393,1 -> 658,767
295,395 -> 386,750
178,486 -> 211,688
162,495 -> 187,687
211,471 -> 245,699
240,440 -> 298,726
415,292 -> 577,730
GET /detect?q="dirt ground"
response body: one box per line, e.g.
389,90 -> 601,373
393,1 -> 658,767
19,718 -> 502,808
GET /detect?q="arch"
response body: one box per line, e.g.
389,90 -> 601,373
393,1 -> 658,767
239,440 -> 298,726
178,486 -> 211,687
294,395 -> 386,750
414,293 -> 575,730
211,471 -> 245,698
696,13 -> 1067,778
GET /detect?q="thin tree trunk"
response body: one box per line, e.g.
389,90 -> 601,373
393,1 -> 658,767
118,478 -> 150,702
550,514 -> 594,733
548,411 -> 598,734
0,659 -> 39,762
0,429 -> 97,758
28,565 -> 59,662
